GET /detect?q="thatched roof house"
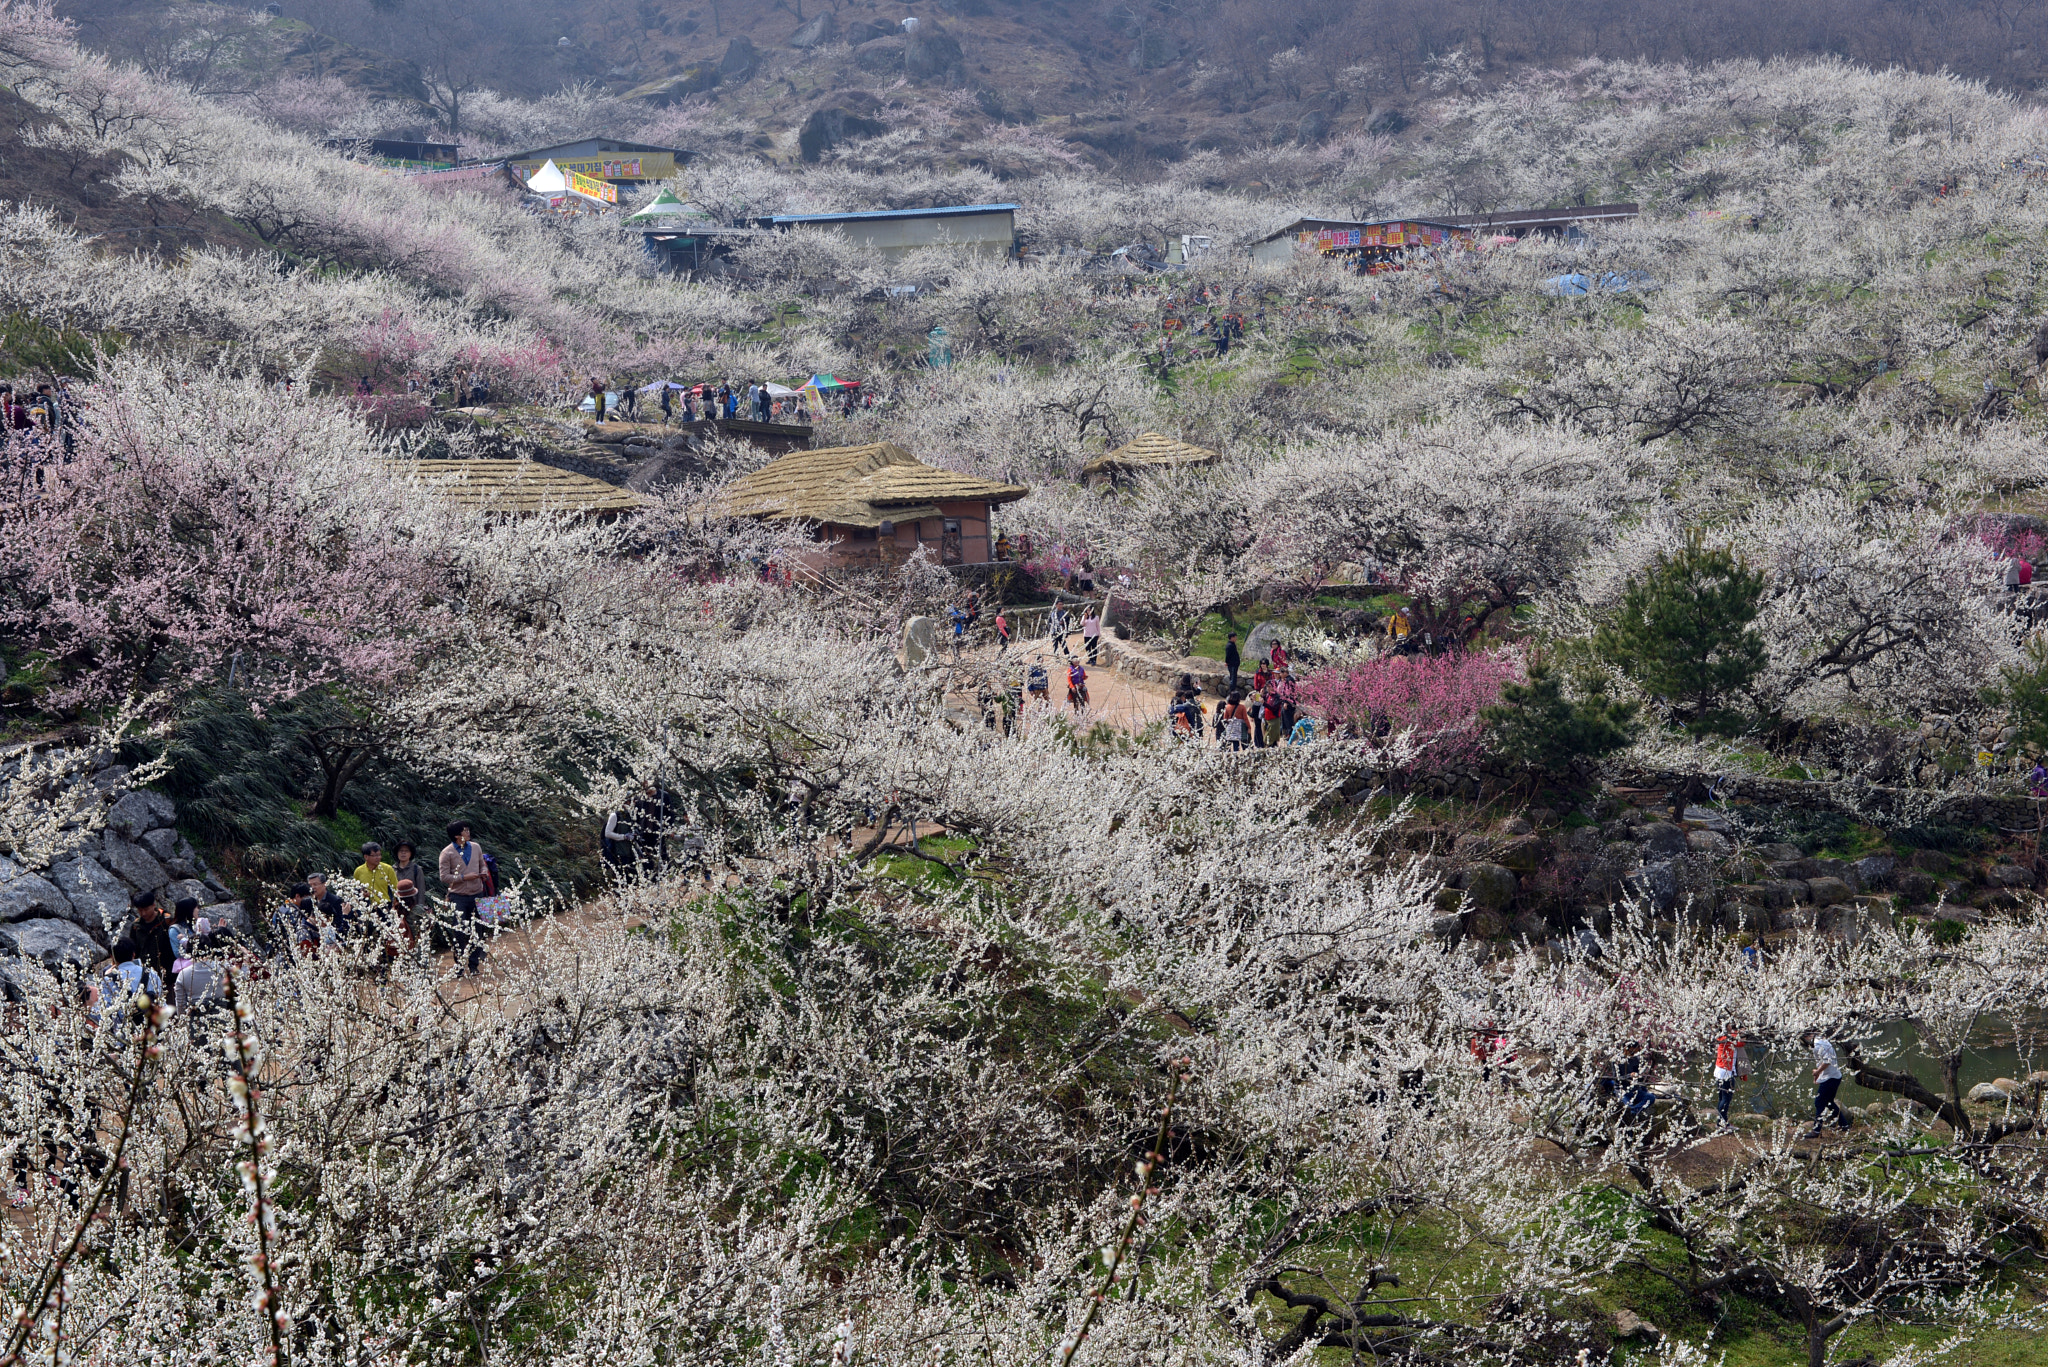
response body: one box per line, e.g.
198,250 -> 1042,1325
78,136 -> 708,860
400,460 -> 650,517
1080,431 -> 1218,487
709,442 -> 1027,568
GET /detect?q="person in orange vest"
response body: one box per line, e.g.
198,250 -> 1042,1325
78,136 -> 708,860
1712,1027 -> 1751,1129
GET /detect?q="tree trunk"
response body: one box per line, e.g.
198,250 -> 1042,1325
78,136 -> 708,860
1846,1046 -> 1975,1139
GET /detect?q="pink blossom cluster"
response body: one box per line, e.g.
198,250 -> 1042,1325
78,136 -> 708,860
1294,648 -> 1521,773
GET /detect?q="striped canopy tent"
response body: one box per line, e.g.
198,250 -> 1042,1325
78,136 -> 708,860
805,373 -> 858,391
625,186 -> 694,222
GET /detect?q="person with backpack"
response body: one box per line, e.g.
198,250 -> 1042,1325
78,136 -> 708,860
439,820 -> 491,976
1066,659 -> 1089,713
91,939 -> 162,1035
1026,661 -> 1050,706
1220,693 -> 1251,751
127,889 -> 177,985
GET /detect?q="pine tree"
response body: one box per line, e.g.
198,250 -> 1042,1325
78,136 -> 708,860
1592,532 -> 1766,736
1481,663 -> 1639,778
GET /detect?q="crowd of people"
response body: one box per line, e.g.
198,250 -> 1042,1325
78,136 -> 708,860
1168,632 -> 1316,748
9,821 -> 507,1209
2,377 -> 79,456
581,376 -> 874,426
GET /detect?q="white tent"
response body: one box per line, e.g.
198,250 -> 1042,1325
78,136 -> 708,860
764,382 -> 800,398
626,187 -> 694,222
525,159 -> 567,194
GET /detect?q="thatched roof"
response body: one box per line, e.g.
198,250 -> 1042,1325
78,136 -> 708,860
1080,431 -> 1219,477
398,460 -> 650,515
707,442 -> 1028,528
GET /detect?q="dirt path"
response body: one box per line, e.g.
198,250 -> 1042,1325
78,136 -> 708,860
933,635 -> 1185,735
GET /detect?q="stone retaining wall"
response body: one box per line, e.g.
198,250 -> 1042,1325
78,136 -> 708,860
1097,638 -> 1231,691
0,758 -> 248,986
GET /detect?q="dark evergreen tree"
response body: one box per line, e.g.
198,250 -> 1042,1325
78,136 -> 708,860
1482,663 -> 1639,778
1593,532 -> 1767,736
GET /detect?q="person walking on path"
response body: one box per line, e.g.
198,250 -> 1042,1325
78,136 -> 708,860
1081,608 -> 1102,664
1026,661 -> 1050,706
1801,1029 -> 1852,1138
1712,1028 -> 1750,1129
948,604 -> 968,656
1066,659 -> 1089,713
1224,632 -> 1241,694
1219,693 -> 1251,751
1048,603 -> 1070,657
354,842 -> 399,907
587,375 -> 607,423
439,820 -> 491,976
994,609 -> 1011,654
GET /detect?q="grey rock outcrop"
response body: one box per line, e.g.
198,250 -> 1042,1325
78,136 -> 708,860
0,917 -> 100,969
101,833 -> 169,893
139,827 -> 200,878
199,901 -> 253,935
1457,863 -> 1517,912
788,12 -> 839,47
104,789 -> 176,840
50,856 -> 131,946
0,857 -> 72,922
163,877 -> 210,910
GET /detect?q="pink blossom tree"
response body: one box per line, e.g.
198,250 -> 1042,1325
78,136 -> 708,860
1295,647 -> 1522,773
0,357 -> 437,712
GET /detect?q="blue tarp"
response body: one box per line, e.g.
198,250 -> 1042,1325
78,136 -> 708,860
1544,271 -> 1655,296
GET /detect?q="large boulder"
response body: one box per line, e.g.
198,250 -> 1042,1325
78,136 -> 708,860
624,66 -> 721,105
1986,864 -> 2035,890
1760,878 -> 1808,909
902,615 -> 940,666
1806,876 -> 1853,907
1757,843 -> 1804,863
853,35 -> 907,72
904,23 -> 964,81
198,901 -> 252,936
799,103 -> 886,162
1494,834 -> 1552,873
1637,822 -> 1687,858
104,789 -> 177,840
788,12 -> 839,47
0,857 -> 71,923
163,878 -> 210,910
1769,857 -> 1825,881
49,857 -> 129,945
100,833 -> 169,893
1853,854 -> 1897,890
0,917 -> 101,969
1457,863 -> 1517,911
1686,829 -> 1730,857
718,35 -> 759,79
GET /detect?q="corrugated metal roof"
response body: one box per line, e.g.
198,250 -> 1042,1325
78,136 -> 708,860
504,136 -> 691,161
768,203 -> 1020,225
396,460 -> 650,516
706,442 -> 1027,528
1441,203 -> 1639,231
